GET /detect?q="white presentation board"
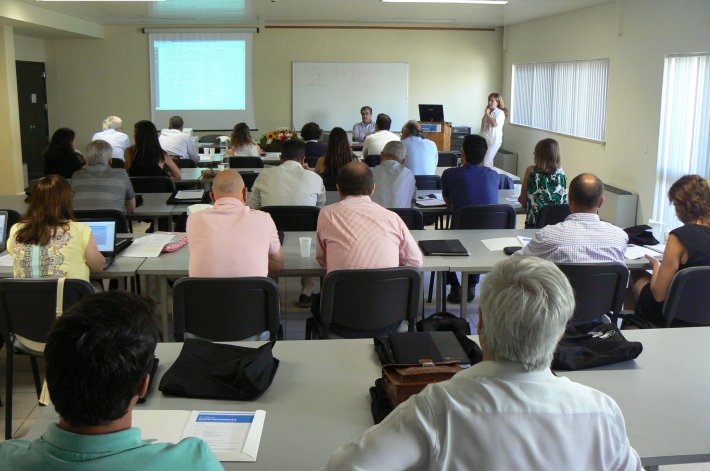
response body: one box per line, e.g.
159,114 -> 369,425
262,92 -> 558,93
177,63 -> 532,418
292,62 -> 409,132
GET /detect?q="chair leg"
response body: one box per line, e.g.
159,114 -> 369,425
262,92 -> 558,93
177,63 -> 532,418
5,346 -> 13,440
427,272 -> 435,303
30,357 -> 42,399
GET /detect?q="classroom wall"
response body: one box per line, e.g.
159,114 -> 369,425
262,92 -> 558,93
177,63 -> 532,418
14,35 -> 46,62
45,25 -> 503,148
502,0 -> 710,224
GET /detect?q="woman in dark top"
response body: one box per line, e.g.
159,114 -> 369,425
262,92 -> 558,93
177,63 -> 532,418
126,120 -> 180,180
314,127 -> 357,191
301,122 -> 327,168
628,174 -> 710,326
44,128 -> 85,179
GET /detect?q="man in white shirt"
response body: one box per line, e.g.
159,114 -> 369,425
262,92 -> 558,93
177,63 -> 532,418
158,116 -> 199,164
322,256 -> 642,471
371,141 -> 416,209
362,113 -> 399,159
352,106 -> 376,143
92,116 -> 131,161
400,120 -> 438,175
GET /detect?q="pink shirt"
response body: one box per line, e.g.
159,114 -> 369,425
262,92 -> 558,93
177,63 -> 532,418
316,195 -> 423,273
187,197 -> 280,277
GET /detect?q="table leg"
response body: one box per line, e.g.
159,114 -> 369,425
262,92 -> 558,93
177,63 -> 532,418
435,271 -> 443,312
159,275 -> 169,340
460,273 -> 468,319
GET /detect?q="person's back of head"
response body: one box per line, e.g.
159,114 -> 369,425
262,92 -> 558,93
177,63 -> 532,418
381,141 -> 406,163
668,174 -> 710,224
230,122 -> 253,147
534,138 -> 561,174
45,128 -> 76,159
103,116 -> 123,131
15,174 -> 74,246
133,120 -> 163,167
281,139 -> 306,162
300,122 -> 322,142
375,114 -> 392,131
569,173 -> 604,213
337,161 -> 374,197
325,127 -> 353,174
401,120 -> 422,138
212,169 -> 246,202
461,134 -> 488,165
479,256 -> 574,371
168,115 -> 184,130
45,292 -> 160,429
85,139 -> 112,166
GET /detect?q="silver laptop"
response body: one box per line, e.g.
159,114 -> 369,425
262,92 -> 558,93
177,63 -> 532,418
0,211 -> 7,252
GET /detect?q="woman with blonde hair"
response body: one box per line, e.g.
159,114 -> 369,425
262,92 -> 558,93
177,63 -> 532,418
518,138 -> 568,228
228,122 -> 261,157
480,92 -> 507,167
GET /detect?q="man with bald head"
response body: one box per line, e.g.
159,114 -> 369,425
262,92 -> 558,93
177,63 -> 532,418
514,173 -> 628,263
187,170 -> 284,277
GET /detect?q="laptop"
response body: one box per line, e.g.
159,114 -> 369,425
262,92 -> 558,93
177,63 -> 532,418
418,239 -> 469,256
0,211 -> 7,252
83,220 -> 133,269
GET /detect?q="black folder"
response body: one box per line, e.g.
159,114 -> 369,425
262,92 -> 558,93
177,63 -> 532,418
389,332 -> 469,364
418,239 -> 469,256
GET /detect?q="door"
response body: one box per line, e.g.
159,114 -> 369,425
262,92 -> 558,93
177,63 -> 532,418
16,61 -> 49,183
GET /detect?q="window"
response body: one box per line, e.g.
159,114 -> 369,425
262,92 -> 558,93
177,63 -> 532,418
511,59 -> 609,142
653,54 -> 710,230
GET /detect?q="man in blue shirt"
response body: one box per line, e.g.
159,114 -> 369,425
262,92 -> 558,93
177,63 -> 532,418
441,134 -> 500,303
0,292 -> 223,471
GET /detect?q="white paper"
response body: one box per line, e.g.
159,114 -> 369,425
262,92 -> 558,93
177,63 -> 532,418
645,243 -> 666,254
517,236 -> 531,246
481,237 -> 523,251
415,198 -> 446,207
187,203 -> 213,215
121,233 -> 175,258
0,253 -> 12,267
625,244 -> 662,260
175,190 -> 204,200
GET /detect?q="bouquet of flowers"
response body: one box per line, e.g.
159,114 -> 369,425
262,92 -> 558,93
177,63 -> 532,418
259,128 -> 303,152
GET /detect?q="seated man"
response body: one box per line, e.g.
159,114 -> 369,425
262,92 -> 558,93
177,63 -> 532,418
352,106 -> 376,143
362,113 -> 400,159
371,141 -> 416,209
72,139 -> 136,213
187,170 -> 284,277
92,115 -> 131,162
441,134 -> 500,303
158,115 -> 199,164
514,173 -> 628,263
301,122 -> 327,168
400,120 -> 438,176
322,257 -> 642,471
0,292 -> 223,470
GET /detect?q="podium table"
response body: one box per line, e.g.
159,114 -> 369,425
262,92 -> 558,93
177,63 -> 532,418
419,121 -> 452,151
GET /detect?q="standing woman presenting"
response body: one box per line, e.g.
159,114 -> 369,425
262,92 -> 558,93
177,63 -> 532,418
480,93 -> 507,168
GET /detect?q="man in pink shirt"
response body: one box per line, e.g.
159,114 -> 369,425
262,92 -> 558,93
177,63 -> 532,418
187,170 -> 284,277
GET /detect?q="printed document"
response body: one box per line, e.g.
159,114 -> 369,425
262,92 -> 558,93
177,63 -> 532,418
481,237 -> 523,251
121,233 -> 175,257
175,190 -> 205,200
625,244 -> 662,260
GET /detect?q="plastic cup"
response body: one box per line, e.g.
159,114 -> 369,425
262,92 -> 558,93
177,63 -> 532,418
217,164 -> 225,171
299,237 -> 312,257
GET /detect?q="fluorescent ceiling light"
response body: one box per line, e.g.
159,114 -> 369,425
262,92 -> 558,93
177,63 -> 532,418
382,0 -> 508,3
37,0 -> 164,2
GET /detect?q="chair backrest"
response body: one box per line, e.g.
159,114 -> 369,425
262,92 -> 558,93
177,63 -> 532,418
437,152 -> 458,167
260,206 -> 320,231
74,209 -> 131,233
319,267 -> 421,339
662,266 -> 710,326
110,159 -> 125,169
0,278 -> 94,346
130,176 -> 176,193
364,155 -> 380,167
229,156 -> 264,168
414,175 -> 442,190
1,209 -> 21,240
172,277 -> 281,341
557,263 -> 629,324
536,204 -> 571,228
451,204 -> 516,229
240,172 -> 259,191
389,208 -> 424,230
177,159 -> 197,168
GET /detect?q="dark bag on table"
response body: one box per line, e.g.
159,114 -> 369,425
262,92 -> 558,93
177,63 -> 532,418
624,224 -> 660,246
159,339 -> 279,400
416,311 -> 472,335
552,322 -> 643,370
374,330 -> 482,366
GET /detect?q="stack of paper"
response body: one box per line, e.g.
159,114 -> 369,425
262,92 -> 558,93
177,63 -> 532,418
121,233 -> 175,258
625,244 -> 663,260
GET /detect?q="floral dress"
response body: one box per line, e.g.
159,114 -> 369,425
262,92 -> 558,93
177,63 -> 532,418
525,167 -> 568,227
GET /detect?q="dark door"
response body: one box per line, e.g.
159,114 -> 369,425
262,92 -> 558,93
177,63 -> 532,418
16,61 -> 49,183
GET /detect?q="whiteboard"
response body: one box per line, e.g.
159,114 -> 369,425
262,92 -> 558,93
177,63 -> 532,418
292,62 -> 409,133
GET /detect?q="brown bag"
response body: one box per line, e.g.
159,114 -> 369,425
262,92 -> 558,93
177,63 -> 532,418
382,360 -> 462,406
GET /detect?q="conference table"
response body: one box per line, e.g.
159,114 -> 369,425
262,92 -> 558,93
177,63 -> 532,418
24,328 -> 710,470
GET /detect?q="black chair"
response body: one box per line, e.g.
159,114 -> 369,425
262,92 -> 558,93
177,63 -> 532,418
240,172 -> 260,191
229,156 -> 264,168
451,204 -> 516,230
415,175 -> 442,190
536,204 -> 571,228
172,277 -> 281,342
74,209 -> 131,233
177,159 -> 197,168
389,208 -> 424,230
557,263 -> 629,325
306,267 -> 421,339
260,206 -> 320,231
662,267 -> 710,327
110,159 -> 125,169
364,154 -> 380,167
1,209 -> 21,241
437,152 -> 459,167
0,278 -> 94,439
130,176 -> 176,193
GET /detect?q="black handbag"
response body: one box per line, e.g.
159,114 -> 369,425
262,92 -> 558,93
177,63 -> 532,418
159,339 -> 279,400
624,224 -> 660,246
552,322 -> 643,370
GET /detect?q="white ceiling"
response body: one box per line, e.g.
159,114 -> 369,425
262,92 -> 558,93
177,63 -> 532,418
18,0 -> 611,29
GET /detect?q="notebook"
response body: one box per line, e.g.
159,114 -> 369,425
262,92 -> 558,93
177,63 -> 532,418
167,190 -> 208,204
388,331 -> 469,365
418,239 -> 469,256
83,220 -> 133,269
0,211 -> 7,252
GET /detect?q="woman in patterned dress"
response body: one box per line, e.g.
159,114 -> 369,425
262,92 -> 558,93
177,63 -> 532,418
518,138 -> 568,228
8,175 -> 105,282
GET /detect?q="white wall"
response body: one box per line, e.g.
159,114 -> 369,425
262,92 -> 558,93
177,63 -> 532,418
14,35 -> 46,62
502,0 -> 710,224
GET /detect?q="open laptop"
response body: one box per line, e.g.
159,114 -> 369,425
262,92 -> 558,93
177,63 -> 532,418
82,220 -> 133,269
0,211 -> 7,252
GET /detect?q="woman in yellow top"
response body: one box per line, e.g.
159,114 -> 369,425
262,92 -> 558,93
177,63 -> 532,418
8,175 -> 105,282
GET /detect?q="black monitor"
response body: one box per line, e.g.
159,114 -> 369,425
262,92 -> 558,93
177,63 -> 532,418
418,104 -> 444,122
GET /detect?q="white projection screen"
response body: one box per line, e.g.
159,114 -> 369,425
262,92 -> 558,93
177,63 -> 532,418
148,31 -> 255,131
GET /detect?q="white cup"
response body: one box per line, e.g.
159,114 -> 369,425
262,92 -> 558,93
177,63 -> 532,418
209,147 -> 215,155
217,163 -> 225,171
299,237 -> 312,257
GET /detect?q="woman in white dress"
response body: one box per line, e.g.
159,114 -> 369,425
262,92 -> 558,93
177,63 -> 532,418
480,93 -> 507,168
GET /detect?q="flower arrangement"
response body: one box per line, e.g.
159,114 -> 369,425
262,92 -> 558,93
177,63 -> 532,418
259,128 -> 303,152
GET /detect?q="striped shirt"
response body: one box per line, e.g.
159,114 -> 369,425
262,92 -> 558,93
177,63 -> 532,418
316,195 -> 423,273
514,212 -> 628,263
71,165 -> 135,213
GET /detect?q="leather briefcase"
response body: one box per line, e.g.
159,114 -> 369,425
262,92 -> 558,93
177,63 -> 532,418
382,360 -> 462,406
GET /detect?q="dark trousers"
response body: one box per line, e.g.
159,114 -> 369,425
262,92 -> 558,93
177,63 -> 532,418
447,272 -> 480,289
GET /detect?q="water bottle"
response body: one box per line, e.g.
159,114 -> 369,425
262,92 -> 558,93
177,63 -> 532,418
219,139 -> 228,159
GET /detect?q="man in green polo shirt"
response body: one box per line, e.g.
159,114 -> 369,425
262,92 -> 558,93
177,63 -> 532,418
0,292 -> 223,470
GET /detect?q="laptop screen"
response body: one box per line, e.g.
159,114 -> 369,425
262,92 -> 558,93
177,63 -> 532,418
84,220 -> 116,253
0,212 -> 6,248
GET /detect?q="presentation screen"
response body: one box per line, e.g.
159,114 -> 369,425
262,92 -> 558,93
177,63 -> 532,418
148,32 -> 255,131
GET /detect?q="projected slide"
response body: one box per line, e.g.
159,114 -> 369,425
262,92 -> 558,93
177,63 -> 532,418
154,40 -> 246,111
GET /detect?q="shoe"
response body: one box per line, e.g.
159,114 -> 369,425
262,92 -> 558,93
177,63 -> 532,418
298,293 -> 312,308
447,287 -> 462,304
466,288 -> 475,302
